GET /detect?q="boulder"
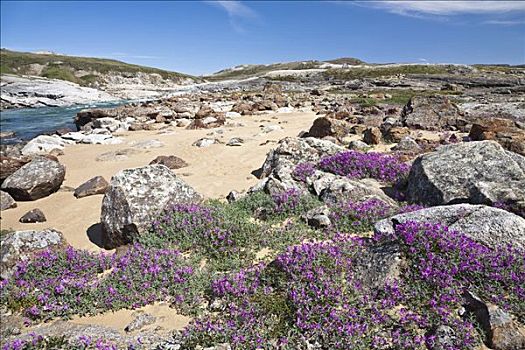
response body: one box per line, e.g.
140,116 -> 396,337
149,155 -> 188,170
74,176 -> 109,198
0,229 -> 65,279
100,165 -> 202,247
306,117 -> 352,140
1,157 -> 66,201
352,240 -> 402,290
374,204 -> 525,249
383,127 -> 410,143
363,127 -> 382,145
92,117 -> 122,132
463,291 -> 525,350
406,141 -> 525,208
21,135 -> 68,156
469,118 -> 525,156
259,137 -> 345,179
311,173 -> 396,207
19,208 -> 46,223
401,95 -> 463,131
231,102 -> 253,115
0,191 -> 16,211
0,156 -> 30,183
392,136 -> 421,152
74,108 -> 117,130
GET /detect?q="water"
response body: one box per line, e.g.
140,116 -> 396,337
0,101 -> 126,144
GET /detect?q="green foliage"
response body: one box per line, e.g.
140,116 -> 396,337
41,65 -> 80,83
0,48 -> 197,85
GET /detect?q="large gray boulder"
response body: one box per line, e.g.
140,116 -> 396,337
375,204 -> 525,249
100,165 -> 202,248
406,141 -> 525,208
0,229 -> 65,279
1,157 -> 66,201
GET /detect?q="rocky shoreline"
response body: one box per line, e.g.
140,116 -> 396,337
1,69 -> 525,348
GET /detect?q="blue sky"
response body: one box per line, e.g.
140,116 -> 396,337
1,1 -> 524,75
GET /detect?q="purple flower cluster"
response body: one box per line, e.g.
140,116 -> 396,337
319,150 -> 410,183
183,219 -> 525,349
1,244 -> 197,321
1,334 -> 132,350
292,162 -> 316,182
271,188 -> 302,214
377,221 -> 525,321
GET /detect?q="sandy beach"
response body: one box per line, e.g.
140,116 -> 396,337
0,111 -> 322,251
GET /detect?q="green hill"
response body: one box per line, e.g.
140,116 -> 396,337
0,49 -> 198,86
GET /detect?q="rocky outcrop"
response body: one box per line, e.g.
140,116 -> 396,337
468,117 -> 525,156
1,157 -> 66,201
401,95 -> 464,131
74,176 -> 109,198
0,229 -> 65,279
0,74 -> 116,109
375,204 -> 525,249
0,191 -> 16,210
406,141 -> 525,209
100,165 -> 202,248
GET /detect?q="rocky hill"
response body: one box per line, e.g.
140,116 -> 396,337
0,49 -> 203,108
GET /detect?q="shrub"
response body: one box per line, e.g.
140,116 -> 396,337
319,151 -> 409,183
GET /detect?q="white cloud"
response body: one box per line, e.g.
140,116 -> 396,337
207,1 -> 257,33
484,19 -> 525,26
356,1 -> 525,16
211,1 -> 257,18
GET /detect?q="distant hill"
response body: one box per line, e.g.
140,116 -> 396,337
206,57 -> 366,81
0,49 -> 199,87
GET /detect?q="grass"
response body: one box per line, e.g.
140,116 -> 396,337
0,49 -> 197,86
327,88 -> 463,107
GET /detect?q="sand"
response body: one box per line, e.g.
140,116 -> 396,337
71,303 -> 191,334
0,111 -> 320,251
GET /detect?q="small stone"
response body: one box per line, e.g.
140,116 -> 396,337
392,136 -> 421,152
226,137 -> 244,146
149,155 -> 188,170
124,312 -> 156,333
363,127 -> 382,145
192,138 -> 218,148
348,140 -> 369,151
19,209 -> 46,223
226,190 -> 242,203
